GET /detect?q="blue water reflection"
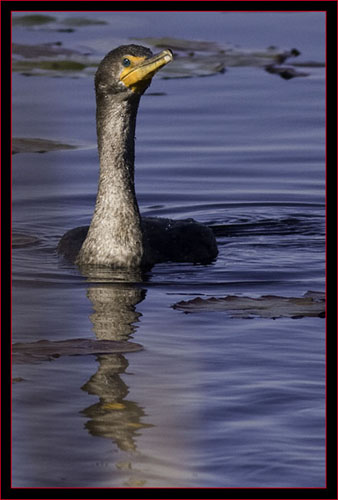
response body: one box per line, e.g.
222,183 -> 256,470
12,11 -> 325,488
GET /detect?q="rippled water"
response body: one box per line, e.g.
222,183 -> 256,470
12,11 -> 325,488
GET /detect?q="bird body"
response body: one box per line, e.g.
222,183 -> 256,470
58,45 -> 218,269
59,217 -> 217,268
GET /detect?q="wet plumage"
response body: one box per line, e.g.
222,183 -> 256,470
58,45 -> 218,269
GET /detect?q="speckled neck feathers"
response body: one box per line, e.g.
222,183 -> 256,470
76,93 -> 144,268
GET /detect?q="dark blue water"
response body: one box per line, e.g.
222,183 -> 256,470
12,12 -> 325,488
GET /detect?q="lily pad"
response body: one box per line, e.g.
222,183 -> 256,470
12,137 -> 78,154
61,17 -> 108,27
12,14 -> 56,26
173,291 -> 325,319
12,338 -> 143,364
12,377 -> 26,383
133,37 -> 317,80
12,41 -> 96,77
12,59 -> 92,75
162,55 -> 226,78
12,42 -> 83,59
13,14 -> 107,30
11,35 -> 314,80
265,64 -> 310,80
133,37 -> 222,53
12,233 -> 40,248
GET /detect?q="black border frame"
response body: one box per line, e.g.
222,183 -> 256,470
2,1 -> 337,499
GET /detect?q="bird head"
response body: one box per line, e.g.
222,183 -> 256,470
95,44 -> 173,97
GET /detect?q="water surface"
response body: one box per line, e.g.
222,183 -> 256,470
12,11 -> 325,488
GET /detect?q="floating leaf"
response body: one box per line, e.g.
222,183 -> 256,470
12,42 -> 96,77
162,55 -> 226,78
12,42 -> 83,59
12,15 -> 56,26
61,17 -> 108,27
11,35 -> 316,80
292,61 -> 325,68
135,37 -> 226,78
12,137 -> 78,154
12,59 -> 89,73
133,37 -> 222,53
11,35 -> 322,80
12,57 -> 97,77
13,14 -> 107,29
265,64 -> 310,80
133,37 -> 320,80
12,233 -> 40,248
12,338 -> 143,364
12,377 -> 26,384
173,291 -> 325,319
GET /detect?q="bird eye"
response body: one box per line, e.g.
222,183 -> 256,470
122,58 -> 131,67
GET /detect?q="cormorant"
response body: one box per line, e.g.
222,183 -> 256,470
58,45 -> 218,269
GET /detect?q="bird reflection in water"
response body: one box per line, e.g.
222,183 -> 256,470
82,267 -> 146,342
79,266 -> 152,484
81,354 -> 153,454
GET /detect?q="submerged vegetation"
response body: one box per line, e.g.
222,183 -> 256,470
173,291 -> 325,319
12,338 -> 143,364
11,21 -> 323,154
12,15 -> 323,79
12,137 -> 78,154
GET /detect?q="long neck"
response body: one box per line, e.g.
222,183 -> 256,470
77,94 -> 144,268
97,94 -> 139,186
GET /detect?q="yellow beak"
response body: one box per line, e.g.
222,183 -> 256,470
121,49 -> 173,92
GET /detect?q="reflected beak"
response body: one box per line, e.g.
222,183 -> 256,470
121,49 -> 173,93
